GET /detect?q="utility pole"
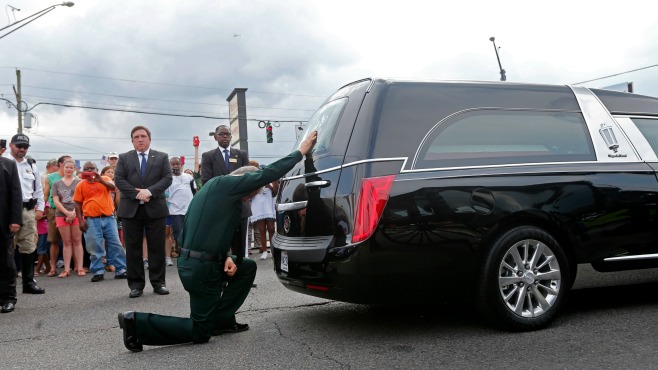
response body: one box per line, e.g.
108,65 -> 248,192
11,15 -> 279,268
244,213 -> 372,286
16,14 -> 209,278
14,69 -> 23,134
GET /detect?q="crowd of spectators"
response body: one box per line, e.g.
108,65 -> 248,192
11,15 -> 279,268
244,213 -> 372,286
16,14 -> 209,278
1,126 -> 278,314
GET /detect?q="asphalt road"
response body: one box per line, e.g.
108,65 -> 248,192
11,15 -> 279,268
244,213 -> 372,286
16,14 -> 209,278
1,256 -> 658,369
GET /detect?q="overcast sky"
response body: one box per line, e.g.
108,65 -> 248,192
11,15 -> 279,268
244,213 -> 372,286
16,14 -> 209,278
1,0 -> 657,167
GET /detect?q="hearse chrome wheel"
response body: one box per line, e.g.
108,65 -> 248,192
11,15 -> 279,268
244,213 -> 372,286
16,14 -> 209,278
498,239 -> 561,318
477,226 -> 570,331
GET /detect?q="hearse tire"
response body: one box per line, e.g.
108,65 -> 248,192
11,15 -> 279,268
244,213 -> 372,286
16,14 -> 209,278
476,226 -> 570,331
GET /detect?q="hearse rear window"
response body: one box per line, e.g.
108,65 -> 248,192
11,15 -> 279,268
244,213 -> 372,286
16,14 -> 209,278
631,118 -> 658,156
415,110 -> 595,168
295,97 -> 347,154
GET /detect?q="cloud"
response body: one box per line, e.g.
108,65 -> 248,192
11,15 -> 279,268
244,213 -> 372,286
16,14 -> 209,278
2,0 -> 658,166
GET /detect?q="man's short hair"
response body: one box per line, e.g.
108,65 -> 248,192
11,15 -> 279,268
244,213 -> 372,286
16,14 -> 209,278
214,125 -> 230,133
131,125 -> 152,139
230,166 -> 258,176
57,155 -> 71,165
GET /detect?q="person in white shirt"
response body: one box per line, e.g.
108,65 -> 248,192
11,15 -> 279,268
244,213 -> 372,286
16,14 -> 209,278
7,134 -> 46,294
165,157 -> 195,266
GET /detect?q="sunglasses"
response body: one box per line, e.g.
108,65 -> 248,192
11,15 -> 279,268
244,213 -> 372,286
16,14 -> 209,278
215,132 -> 231,137
83,167 -> 96,171
15,144 -> 29,149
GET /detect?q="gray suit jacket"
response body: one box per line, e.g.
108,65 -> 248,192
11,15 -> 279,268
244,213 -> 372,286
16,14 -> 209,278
201,147 -> 249,185
114,149 -> 173,219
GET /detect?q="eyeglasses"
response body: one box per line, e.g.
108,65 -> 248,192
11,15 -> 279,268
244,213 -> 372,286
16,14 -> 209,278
15,144 -> 29,149
83,167 -> 96,171
215,132 -> 231,137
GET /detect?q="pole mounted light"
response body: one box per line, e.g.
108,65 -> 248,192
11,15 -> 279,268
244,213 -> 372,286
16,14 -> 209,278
0,2 -> 74,40
489,36 -> 507,81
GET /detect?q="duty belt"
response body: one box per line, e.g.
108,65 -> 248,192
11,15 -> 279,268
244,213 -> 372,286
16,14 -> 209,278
22,199 -> 37,209
179,247 -> 223,262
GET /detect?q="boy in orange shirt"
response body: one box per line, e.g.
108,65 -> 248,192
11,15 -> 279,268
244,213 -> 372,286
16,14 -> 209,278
73,161 -> 127,282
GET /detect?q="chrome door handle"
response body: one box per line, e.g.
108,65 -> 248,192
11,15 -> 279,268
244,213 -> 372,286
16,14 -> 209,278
276,201 -> 308,212
304,180 -> 331,188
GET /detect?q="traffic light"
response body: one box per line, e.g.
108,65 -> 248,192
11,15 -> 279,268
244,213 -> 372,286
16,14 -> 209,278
266,121 -> 273,143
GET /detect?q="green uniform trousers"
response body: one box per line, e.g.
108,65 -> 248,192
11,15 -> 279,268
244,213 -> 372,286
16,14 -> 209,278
134,255 -> 256,345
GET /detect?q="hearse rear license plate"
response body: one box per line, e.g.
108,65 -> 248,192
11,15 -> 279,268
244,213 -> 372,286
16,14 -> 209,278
281,251 -> 289,272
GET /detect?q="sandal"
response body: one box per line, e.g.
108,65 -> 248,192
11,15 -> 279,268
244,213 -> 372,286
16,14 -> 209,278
77,269 -> 87,276
58,270 -> 71,278
47,269 -> 58,277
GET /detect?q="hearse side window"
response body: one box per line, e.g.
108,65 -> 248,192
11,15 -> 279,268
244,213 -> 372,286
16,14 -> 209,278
631,118 -> 658,156
294,98 -> 348,154
415,110 -> 595,168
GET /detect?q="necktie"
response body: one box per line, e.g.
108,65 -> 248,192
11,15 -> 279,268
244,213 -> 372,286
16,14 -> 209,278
140,152 -> 147,178
223,149 -> 230,172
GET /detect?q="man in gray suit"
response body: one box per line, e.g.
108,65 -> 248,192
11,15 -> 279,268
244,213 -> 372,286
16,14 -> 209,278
201,125 -> 248,185
114,126 -> 173,299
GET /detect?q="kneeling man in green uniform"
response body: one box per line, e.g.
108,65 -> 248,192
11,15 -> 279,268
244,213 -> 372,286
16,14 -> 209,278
117,131 -> 317,352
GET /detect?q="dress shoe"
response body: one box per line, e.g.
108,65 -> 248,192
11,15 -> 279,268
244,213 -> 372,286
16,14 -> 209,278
23,281 -> 45,294
91,274 -> 104,282
153,286 -> 169,295
1,302 -> 15,313
114,272 -> 128,279
212,322 -> 249,336
129,289 -> 143,298
117,311 -> 143,352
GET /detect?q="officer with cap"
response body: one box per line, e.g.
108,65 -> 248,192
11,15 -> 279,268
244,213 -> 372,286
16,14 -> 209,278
7,134 -> 46,294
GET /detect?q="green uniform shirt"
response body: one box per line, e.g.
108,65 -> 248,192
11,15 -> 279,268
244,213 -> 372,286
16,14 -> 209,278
178,150 -> 302,256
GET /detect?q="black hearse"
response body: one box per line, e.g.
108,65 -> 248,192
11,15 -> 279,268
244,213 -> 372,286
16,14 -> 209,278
272,78 -> 658,330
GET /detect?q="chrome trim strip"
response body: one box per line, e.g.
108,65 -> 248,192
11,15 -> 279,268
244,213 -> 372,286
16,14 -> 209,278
396,163 -> 654,182
281,157 -> 408,181
284,156 -> 654,182
401,160 -> 598,174
604,254 -> 658,262
276,201 -> 308,211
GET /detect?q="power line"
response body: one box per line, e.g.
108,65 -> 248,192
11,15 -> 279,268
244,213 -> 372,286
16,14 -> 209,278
0,66 -> 326,98
8,93 -> 312,121
572,63 -> 658,85
28,102 -> 309,123
20,85 -> 317,112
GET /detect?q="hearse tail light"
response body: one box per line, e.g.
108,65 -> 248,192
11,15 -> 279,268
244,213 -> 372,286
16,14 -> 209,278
352,175 -> 396,243
599,124 -> 619,152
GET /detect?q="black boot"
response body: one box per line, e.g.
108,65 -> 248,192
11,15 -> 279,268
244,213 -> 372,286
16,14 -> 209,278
21,252 -> 45,294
